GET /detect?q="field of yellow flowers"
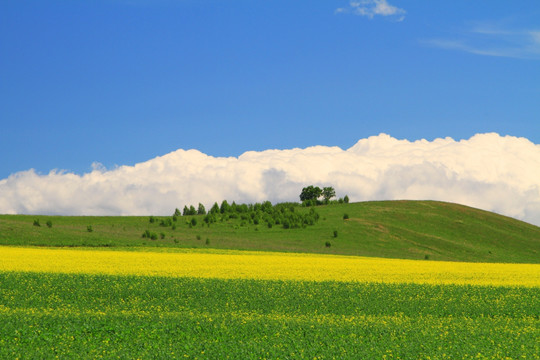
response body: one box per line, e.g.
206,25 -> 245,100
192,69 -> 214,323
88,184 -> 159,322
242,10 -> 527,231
0,246 -> 538,359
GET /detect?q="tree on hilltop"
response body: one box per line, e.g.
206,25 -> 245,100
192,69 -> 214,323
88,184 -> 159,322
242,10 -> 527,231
322,187 -> 336,203
299,185 -> 322,202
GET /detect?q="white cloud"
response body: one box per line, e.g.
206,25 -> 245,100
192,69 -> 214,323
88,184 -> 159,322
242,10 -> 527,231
336,0 -> 406,21
1,133 -> 540,226
422,23 -> 540,60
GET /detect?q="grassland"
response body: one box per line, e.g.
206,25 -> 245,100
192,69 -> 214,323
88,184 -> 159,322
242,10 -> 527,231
1,200 -> 539,263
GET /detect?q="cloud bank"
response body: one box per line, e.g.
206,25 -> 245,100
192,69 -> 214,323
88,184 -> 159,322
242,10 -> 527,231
1,133 -> 540,226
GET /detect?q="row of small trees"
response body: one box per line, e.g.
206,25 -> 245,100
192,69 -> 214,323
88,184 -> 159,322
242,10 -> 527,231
170,200 -> 320,230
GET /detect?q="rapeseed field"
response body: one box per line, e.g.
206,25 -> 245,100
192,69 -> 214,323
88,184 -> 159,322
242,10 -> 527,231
0,246 -> 538,359
1,246 -> 538,286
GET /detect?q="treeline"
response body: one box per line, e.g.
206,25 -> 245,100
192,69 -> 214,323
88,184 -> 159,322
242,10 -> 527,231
171,200 -> 320,230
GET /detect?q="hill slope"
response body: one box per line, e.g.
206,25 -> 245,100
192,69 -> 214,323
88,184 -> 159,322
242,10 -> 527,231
1,201 -> 539,263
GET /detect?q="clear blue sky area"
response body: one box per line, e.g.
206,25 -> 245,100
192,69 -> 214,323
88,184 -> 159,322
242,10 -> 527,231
1,1 -> 539,178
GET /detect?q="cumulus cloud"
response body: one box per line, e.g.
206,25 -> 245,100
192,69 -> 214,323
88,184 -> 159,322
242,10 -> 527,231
1,133 -> 540,226
336,0 -> 406,21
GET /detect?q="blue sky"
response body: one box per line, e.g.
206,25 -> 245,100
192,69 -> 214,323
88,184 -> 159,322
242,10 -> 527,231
1,0 -> 540,179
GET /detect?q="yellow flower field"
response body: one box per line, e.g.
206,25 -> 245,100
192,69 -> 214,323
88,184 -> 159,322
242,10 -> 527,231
1,246 -> 538,286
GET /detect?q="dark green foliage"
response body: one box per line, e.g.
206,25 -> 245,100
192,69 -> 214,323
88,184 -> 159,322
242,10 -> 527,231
141,230 -> 158,240
159,218 -> 172,227
46,220 -> 52,228
87,225 -> 93,232
173,208 -> 181,217
197,203 -> 206,215
325,241 -> 332,247
343,195 -> 349,204
300,185 -> 322,202
322,186 -> 336,203
220,200 -> 230,214
343,213 -> 349,220
175,199 -> 320,231
333,230 -> 338,238
210,202 -> 220,214
196,235 -> 201,240
205,238 -> 210,245
33,219 -> 40,227
149,216 -> 156,223
191,218 -> 197,227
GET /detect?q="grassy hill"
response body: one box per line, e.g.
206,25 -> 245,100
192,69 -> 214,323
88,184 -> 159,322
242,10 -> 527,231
1,200 -> 539,263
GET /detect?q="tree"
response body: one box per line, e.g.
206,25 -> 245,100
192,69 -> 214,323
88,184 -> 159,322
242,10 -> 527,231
210,202 -> 220,214
174,208 -> 181,217
322,187 -> 336,203
197,203 -> 206,215
343,195 -> 350,204
220,200 -> 230,214
299,185 -> 322,202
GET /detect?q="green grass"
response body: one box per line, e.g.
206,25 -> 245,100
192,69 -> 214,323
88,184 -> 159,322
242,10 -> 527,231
1,272 -> 537,359
1,200 -> 539,263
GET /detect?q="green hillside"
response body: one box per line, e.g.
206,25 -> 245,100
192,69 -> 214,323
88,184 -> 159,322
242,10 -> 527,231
1,201 -> 539,263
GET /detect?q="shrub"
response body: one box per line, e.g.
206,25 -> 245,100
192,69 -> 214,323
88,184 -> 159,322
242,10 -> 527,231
325,241 -> 331,248
196,235 -> 201,240
205,238 -> 210,245
333,230 -> 338,238
160,232 -> 165,240
33,219 -> 40,227
424,254 -> 430,260
46,220 -> 53,228
142,230 -> 151,238
343,195 -> 349,204
343,213 -> 349,220
150,232 -> 158,240
87,225 -> 93,233
160,218 -> 172,227
149,216 -> 156,223
191,218 -> 197,227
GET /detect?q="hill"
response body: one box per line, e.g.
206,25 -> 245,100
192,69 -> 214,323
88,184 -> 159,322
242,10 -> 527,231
1,200 -> 539,263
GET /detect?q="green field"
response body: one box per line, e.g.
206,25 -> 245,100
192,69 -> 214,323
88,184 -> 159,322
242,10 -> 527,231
1,200 -> 539,358
1,272 -> 538,359
1,200 -> 539,263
